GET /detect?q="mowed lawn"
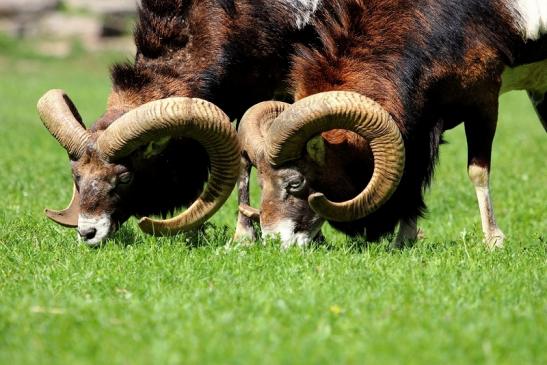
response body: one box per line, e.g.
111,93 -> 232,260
0,38 -> 545,365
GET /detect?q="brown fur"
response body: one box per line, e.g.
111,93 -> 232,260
108,0 -> 318,119
53,0 -> 321,243
250,0 -> 546,243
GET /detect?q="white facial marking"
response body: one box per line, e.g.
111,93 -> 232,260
281,0 -> 322,29
262,219 -> 322,249
508,0 -> 547,40
78,214 -> 112,246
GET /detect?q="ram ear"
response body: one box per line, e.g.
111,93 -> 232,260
306,136 -> 326,166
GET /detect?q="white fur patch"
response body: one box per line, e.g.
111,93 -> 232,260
262,219 -> 322,249
78,214 -> 112,247
508,0 -> 547,40
281,0 -> 322,29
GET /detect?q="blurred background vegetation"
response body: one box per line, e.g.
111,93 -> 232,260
0,0 -> 136,58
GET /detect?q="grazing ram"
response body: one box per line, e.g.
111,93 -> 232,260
39,0 -> 323,246
235,0 -> 547,248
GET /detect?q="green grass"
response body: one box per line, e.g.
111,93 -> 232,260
0,42 -> 545,365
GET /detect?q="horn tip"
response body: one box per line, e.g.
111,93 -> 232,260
44,208 -> 60,219
308,192 -> 327,205
138,217 -> 159,235
139,217 -> 200,237
44,208 -> 79,228
238,204 -> 260,221
138,217 -> 176,237
308,193 -> 338,221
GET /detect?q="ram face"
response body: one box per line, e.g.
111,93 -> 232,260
234,91 -> 405,248
40,90 -> 240,246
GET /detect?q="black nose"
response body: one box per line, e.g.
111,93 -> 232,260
78,227 -> 97,241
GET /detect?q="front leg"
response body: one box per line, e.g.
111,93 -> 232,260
467,165 -> 505,248
391,217 -> 419,249
464,110 -> 505,249
233,156 -> 258,243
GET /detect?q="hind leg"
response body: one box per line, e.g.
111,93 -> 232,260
528,91 -> 547,131
464,111 -> 505,249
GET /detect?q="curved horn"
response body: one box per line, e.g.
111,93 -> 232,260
265,91 -> 405,222
37,89 -> 90,159
96,97 -> 240,235
233,101 -> 290,241
238,101 -> 290,165
44,184 -> 80,228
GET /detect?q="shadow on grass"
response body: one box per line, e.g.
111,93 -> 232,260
93,218 -> 475,256
107,222 -> 234,249
107,224 -> 138,248
230,222 -> 451,254
312,232 -> 471,256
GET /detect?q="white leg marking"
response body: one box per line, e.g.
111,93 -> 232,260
507,0 -> 547,40
468,165 -> 505,249
78,214 -> 113,247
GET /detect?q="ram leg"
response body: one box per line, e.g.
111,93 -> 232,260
233,156 -> 258,243
464,115 -> 505,249
528,90 -> 547,132
391,217 -> 419,249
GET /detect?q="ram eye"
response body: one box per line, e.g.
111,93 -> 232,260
118,172 -> 133,184
73,173 -> 81,185
287,178 -> 305,192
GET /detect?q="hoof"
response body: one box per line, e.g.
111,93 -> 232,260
390,227 -> 423,250
485,230 -> 505,250
390,237 -> 414,250
389,241 -> 403,250
233,222 -> 257,244
230,229 -> 257,247
229,236 -> 256,247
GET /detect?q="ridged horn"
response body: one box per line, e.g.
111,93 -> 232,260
44,184 -> 80,228
265,91 -> 405,222
37,89 -> 90,160
233,101 -> 290,241
96,97 -> 240,235
238,101 -> 290,165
